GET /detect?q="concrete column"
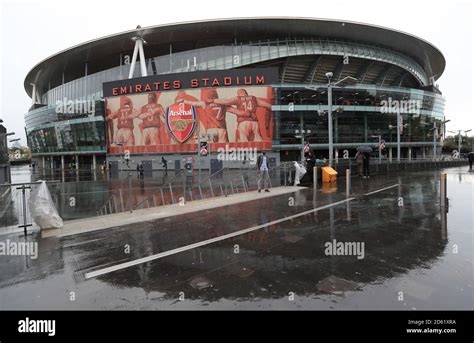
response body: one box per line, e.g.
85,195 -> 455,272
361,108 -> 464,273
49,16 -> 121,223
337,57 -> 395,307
128,43 -> 139,79
408,147 -> 412,161
61,155 -> 65,170
137,39 -> 147,77
335,149 -> 339,164
299,113 -> 304,162
30,83 -> 40,105
50,156 -> 54,171
92,154 -> 97,171
42,156 -> 46,170
75,155 -> 79,171
422,147 -> 426,159
389,147 -> 393,163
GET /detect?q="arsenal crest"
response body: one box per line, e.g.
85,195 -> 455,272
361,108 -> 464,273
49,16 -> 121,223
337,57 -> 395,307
166,103 -> 197,143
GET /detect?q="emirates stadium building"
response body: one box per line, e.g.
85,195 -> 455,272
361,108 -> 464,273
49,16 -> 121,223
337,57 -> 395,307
24,17 -> 446,171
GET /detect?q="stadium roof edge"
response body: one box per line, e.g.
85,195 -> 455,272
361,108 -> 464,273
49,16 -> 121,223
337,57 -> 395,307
24,17 -> 445,98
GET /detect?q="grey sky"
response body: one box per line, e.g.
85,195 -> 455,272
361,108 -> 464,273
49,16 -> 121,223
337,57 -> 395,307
1,0 -> 472,146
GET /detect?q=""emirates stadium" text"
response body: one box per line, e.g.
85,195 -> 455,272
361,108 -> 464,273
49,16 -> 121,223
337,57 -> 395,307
111,75 -> 266,96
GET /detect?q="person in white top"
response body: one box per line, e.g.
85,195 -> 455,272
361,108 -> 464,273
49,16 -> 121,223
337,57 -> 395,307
257,152 -> 271,192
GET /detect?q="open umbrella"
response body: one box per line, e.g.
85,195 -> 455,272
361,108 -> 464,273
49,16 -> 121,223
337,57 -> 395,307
357,145 -> 373,154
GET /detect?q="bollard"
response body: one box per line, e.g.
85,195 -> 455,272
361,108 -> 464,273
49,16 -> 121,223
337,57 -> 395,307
119,188 -> 124,212
209,179 -> 214,197
128,175 -> 132,213
313,166 -> 317,190
440,173 -> 447,208
346,169 -> 351,197
169,183 -> 175,204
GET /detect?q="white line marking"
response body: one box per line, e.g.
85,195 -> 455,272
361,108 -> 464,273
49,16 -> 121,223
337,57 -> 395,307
84,197 -> 355,279
63,238 -> 102,248
363,184 -> 399,196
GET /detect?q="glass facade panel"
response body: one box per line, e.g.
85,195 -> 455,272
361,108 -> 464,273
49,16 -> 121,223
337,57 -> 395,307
26,36 -> 445,157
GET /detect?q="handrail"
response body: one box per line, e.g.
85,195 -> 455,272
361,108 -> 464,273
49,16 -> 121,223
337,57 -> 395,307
98,158 -> 466,216
132,169 -> 188,211
97,169 -> 187,215
194,166 -> 230,184
225,161 -> 295,189
1,180 -> 62,187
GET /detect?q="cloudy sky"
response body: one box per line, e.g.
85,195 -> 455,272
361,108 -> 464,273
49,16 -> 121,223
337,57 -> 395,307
1,0 -> 472,145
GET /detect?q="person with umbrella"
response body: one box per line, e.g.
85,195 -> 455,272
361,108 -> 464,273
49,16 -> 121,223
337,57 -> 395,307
357,146 -> 373,179
468,152 -> 474,171
354,150 -> 364,177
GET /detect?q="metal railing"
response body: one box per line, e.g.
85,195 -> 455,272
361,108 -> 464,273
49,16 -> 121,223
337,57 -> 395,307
0,180 -> 61,235
96,169 -> 187,215
329,157 -> 468,178
95,162 -> 297,216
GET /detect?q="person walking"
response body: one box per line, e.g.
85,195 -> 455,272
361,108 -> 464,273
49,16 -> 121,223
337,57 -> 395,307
355,151 -> 364,177
257,152 -> 270,192
161,156 -> 168,172
363,152 -> 371,178
468,152 -> 474,171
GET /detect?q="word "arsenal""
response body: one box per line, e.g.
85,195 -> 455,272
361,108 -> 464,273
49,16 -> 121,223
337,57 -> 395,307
168,108 -> 194,116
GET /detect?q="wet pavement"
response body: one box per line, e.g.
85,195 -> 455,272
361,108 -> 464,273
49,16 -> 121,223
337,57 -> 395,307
0,166 -> 472,310
1,164 -> 271,229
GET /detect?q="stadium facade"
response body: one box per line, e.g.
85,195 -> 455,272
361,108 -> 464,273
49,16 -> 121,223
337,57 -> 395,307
24,18 -> 446,171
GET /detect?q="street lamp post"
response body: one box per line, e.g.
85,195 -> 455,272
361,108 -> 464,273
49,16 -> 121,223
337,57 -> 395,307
295,129 -> 311,162
327,82 -> 333,167
422,120 -> 450,160
0,132 -> 15,137
0,132 -> 15,165
195,133 -> 212,180
371,135 -> 382,164
306,75 -> 358,167
420,122 -> 437,160
397,112 -> 401,161
115,142 -> 127,173
389,117 -> 408,162
448,129 -> 472,158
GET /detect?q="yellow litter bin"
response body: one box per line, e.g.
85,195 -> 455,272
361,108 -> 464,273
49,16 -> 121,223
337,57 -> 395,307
321,166 -> 337,183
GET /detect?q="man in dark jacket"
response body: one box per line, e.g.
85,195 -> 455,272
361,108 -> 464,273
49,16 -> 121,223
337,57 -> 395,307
468,152 -> 474,170
362,152 -> 371,179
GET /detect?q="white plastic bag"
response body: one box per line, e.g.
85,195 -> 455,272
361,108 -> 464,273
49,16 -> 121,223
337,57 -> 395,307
28,181 -> 63,229
293,161 -> 307,186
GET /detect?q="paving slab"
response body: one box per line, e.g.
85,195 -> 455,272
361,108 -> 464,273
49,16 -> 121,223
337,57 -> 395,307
47,186 -> 305,238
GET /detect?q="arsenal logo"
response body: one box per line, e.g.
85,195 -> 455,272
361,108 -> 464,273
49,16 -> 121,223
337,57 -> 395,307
166,103 -> 197,143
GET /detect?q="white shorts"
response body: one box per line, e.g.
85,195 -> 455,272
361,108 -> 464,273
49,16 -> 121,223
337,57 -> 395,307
116,128 -> 135,146
142,127 -> 161,145
237,121 -> 262,142
207,128 -> 228,143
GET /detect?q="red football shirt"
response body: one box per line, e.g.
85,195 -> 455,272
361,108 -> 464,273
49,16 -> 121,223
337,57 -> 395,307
117,108 -> 134,130
205,103 -> 227,129
140,103 -> 163,129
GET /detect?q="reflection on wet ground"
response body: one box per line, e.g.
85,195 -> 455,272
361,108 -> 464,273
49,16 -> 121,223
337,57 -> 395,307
0,166 -> 472,310
1,165 -> 269,228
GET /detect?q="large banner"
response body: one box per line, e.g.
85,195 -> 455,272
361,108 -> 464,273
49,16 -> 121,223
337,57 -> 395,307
104,69 -> 276,155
